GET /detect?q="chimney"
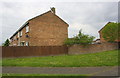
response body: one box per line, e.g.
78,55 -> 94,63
50,7 -> 55,14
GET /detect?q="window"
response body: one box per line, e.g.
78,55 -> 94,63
10,39 -> 12,43
26,35 -> 29,38
13,44 -> 17,46
17,38 -> 18,40
20,31 -> 22,37
26,26 -> 29,33
11,39 -> 13,42
18,42 -> 20,46
26,42 -> 29,46
18,32 -> 20,37
20,41 -> 25,46
14,36 -> 16,40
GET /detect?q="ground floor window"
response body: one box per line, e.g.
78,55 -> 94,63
20,41 -> 29,46
20,42 -> 25,46
26,42 -> 29,46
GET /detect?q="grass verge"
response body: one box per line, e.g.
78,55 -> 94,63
2,50 -> 119,67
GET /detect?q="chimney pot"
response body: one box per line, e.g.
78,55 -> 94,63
51,7 -> 55,14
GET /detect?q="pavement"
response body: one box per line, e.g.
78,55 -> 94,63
2,66 -> 119,76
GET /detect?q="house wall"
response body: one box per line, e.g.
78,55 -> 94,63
99,22 -> 120,43
99,31 -> 107,43
29,11 -> 68,46
99,30 -> 120,43
10,26 -> 30,46
19,27 -> 30,45
10,34 -> 18,46
68,42 -> 118,55
10,11 -> 68,46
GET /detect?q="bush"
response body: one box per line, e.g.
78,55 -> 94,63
102,22 -> 119,42
64,30 -> 95,46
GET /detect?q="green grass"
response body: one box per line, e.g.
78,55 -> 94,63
2,50 -> 119,67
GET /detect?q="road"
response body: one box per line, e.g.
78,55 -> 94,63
2,66 -> 119,76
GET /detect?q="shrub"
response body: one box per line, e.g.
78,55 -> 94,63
64,30 -> 95,46
102,22 -> 119,42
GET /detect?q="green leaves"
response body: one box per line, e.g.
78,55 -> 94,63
102,22 -> 119,42
64,30 -> 95,46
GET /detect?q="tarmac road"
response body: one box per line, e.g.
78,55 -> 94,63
2,66 -> 119,76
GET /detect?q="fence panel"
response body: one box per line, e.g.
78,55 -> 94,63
2,46 -> 68,58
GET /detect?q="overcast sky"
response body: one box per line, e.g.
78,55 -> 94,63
0,0 -> 118,45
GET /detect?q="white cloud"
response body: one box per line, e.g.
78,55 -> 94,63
0,1 -> 118,45
0,0 -> 119,2
68,23 -> 98,38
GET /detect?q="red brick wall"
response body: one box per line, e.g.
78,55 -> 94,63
29,11 -> 68,46
10,11 -> 68,46
68,43 -> 118,54
99,31 -> 107,43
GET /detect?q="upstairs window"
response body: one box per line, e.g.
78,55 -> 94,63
14,36 -> 16,40
18,32 -> 20,37
11,39 -> 13,42
10,39 -> 13,42
26,26 -> 29,33
26,35 -> 29,38
17,38 -> 18,40
20,31 -> 22,37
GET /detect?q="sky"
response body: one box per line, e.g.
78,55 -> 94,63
0,0 -> 119,45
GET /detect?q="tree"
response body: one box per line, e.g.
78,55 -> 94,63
64,29 -> 95,46
101,22 -> 119,42
3,39 -> 10,46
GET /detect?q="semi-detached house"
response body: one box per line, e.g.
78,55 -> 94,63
10,7 -> 69,46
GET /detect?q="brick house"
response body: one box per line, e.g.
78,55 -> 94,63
10,7 -> 69,46
99,22 -> 119,43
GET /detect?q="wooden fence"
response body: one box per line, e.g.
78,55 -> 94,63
2,46 -> 68,58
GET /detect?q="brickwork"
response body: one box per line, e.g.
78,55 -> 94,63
68,43 -> 118,55
10,34 -> 19,46
99,31 -> 106,43
29,11 -> 68,46
10,9 -> 68,46
99,22 -> 119,43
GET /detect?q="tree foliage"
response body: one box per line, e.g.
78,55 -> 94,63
64,30 -> 95,46
101,22 -> 120,42
3,39 -> 10,46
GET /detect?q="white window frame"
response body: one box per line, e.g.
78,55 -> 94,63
18,32 -> 20,37
26,42 -> 29,46
26,26 -> 29,33
20,31 -> 22,37
14,36 -> 16,40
